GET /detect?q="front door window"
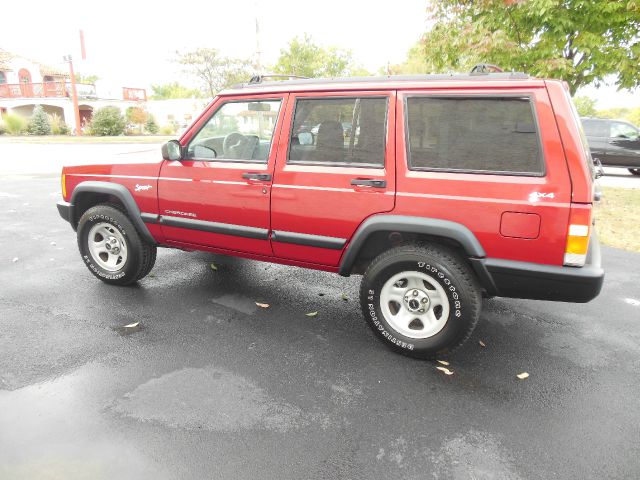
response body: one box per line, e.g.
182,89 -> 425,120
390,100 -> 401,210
610,122 -> 638,140
186,100 -> 282,162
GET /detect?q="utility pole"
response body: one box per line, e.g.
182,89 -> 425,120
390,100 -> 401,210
254,1 -> 262,74
63,55 -> 82,136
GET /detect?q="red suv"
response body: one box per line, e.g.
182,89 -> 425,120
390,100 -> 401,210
57,72 -> 604,359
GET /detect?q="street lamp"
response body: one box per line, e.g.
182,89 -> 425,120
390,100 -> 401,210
63,55 -> 82,136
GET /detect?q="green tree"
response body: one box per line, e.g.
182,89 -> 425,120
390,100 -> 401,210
573,96 -> 597,117
175,48 -> 254,97
596,107 -> 630,119
88,106 -> 126,136
125,106 -> 148,134
274,34 -> 369,78
28,105 -> 52,135
412,0 -> 640,95
150,82 -> 203,100
627,109 -> 640,127
595,107 -> 640,126
145,115 -> 159,134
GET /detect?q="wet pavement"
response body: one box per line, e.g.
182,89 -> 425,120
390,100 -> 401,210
1,173 -> 639,480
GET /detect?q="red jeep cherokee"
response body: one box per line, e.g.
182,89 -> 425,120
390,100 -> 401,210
57,72 -> 604,358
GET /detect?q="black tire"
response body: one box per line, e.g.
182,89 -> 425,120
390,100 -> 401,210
137,245 -> 157,281
360,244 -> 482,359
628,168 -> 640,176
77,204 -> 155,285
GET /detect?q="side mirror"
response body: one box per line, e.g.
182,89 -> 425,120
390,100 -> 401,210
593,157 -> 604,179
162,140 -> 182,161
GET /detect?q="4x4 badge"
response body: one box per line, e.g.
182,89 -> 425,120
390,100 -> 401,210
529,192 -> 555,202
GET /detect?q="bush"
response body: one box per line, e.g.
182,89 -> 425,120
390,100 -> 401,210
3,113 -> 28,135
160,123 -> 177,135
0,121 -> 6,135
28,105 -> 52,135
49,113 -> 70,135
88,106 -> 126,136
145,115 -> 159,134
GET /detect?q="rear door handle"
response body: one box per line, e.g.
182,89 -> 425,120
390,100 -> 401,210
242,172 -> 272,181
351,178 -> 386,188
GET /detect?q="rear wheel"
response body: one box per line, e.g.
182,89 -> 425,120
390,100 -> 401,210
77,204 -> 156,285
360,244 -> 481,359
628,168 -> 640,176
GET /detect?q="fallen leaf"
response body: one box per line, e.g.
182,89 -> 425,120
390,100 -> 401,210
123,321 -> 139,328
210,262 -> 218,271
341,293 -> 349,301
305,311 -> 318,317
255,302 -> 270,308
12,257 -> 18,263
437,360 -> 450,366
516,372 -> 529,380
479,340 -> 486,347
436,366 -> 454,376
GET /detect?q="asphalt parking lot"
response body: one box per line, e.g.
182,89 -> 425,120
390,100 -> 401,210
1,148 -> 640,479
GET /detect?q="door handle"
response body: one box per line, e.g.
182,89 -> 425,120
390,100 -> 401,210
242,172 -> 272,181
351,178 -> 386,188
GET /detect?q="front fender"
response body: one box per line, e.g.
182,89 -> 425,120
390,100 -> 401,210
62,181 -> 156,244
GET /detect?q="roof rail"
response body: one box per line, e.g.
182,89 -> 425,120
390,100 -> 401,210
248,74 -> 309,84
470,63 -> 504,75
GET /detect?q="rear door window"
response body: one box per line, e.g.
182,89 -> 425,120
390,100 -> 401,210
582,119 -> 608,137
288,97 -> 387,167
405,96 -> 543,175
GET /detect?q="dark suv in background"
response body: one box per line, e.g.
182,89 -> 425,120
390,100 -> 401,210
582,117 -> 640,175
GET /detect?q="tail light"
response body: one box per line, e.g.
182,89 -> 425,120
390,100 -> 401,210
564,205 -> 592,267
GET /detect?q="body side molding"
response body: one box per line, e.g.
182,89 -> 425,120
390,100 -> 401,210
338,215 -> 486,276
271,230 -> 346,250
159,215 -> 269,240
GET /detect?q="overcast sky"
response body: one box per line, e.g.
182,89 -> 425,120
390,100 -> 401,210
3,0 -> 427,85
3,0 -> 637,109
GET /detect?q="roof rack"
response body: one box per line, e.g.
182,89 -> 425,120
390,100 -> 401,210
470,63 -> 504,75
248,74 -> 309,84
230,71 -> 530,90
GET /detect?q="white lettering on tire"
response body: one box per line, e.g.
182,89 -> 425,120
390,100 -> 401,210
367,262 -> 463,350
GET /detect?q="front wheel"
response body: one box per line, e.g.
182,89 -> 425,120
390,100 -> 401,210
360,244 -> 482,359
628,168 -> 640,176
77,204 -> 156,285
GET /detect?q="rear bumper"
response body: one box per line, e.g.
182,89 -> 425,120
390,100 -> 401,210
57,200 -> 73,226
471,234 -> 604,303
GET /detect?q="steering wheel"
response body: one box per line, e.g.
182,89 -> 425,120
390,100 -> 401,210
223,132 -> 247,158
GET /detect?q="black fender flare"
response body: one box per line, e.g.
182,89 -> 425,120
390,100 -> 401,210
69,181 -> 156,244
338,215 -> 486,276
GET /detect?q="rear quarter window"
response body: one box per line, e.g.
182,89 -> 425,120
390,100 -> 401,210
405,96 -> 544,175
